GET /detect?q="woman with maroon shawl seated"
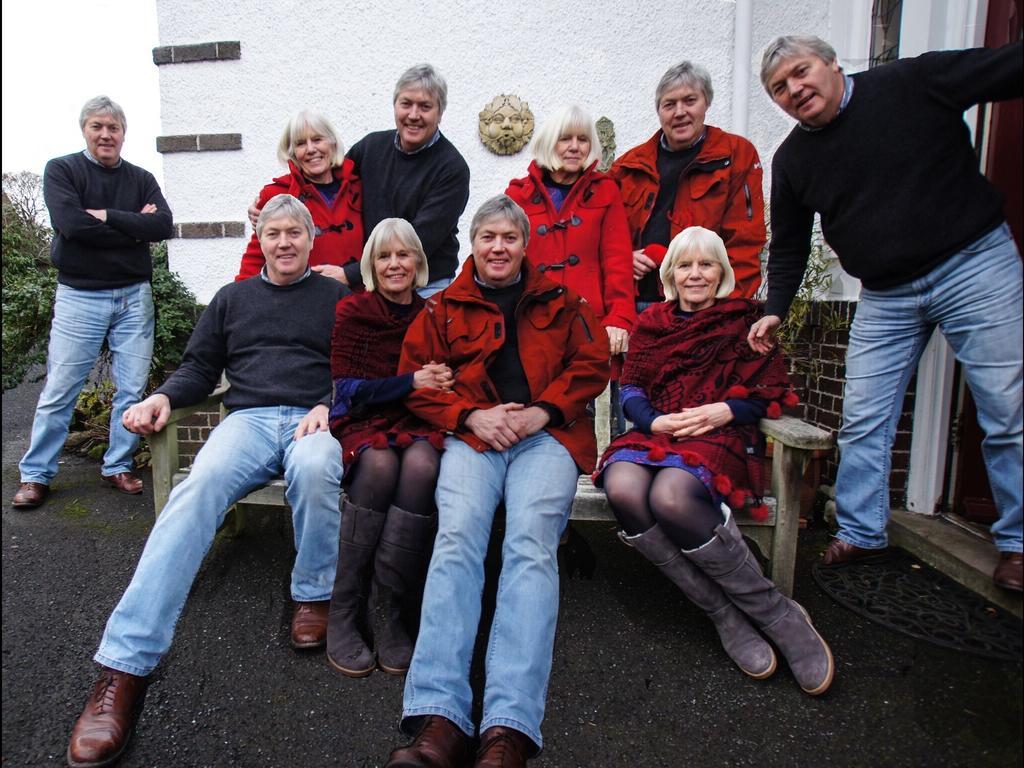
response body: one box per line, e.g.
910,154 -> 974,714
325,218 -> 451,678
595,226 -> 834,695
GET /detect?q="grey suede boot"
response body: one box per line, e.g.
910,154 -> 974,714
631,524 -> 776,679
683,512 -> 834,695
326,498 -> 386,678
372,505 -> 438,675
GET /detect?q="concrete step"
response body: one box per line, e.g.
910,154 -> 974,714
889,508 -> 1022,618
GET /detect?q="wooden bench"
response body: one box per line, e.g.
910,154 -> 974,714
149,385 -> 833,596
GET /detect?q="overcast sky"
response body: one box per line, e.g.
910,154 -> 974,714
1,0 -> 163,184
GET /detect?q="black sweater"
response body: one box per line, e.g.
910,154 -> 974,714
155,274 -> 348,411
765,42 -> 1023,318
43,152 -> 173,289
346,130 -> 470,285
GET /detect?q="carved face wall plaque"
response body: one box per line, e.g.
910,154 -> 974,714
596,116 -> 616,172
479,94 -> 535,155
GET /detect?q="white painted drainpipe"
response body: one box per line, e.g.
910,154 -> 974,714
732,0 -> 753,136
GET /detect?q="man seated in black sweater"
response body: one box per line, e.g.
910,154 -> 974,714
344,63 -> 470,297
749,36 -> 1023,591
66,195 -> 349,768
13,96 -> 173,510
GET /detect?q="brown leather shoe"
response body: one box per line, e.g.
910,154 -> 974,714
386,715 -> 472,768
12,481 -> 49,509
474,726 -> 534,767
67,667 -> 147,768
100,472 -> 144,495
290,600 -> 330,649
820,538 -> 888,566
993,551 -> 1023,592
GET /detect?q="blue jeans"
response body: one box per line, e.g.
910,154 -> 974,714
95,407 -> 343,676
836,223 -> 1023,553
402,432 -> 579,751
20,283 -> 154,482
417,276 -> 453,299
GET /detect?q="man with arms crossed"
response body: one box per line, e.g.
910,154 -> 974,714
13,96 -> 173,509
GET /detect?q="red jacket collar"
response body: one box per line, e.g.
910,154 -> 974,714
443,257 -> 563,305
616,125 -> 730,177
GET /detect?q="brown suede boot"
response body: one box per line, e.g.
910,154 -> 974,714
372,505 -> 437,675
67,666 -> 147,768
631,523 -> 776,679
684,512 -> 834,695
326,498 -> 386,677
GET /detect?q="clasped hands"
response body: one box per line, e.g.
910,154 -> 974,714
465,403 -> 550,451
651,402 -> 733,438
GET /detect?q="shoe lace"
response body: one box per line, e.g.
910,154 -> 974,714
92,672 -> 121,714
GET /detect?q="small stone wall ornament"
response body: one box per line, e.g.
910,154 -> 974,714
596,116 -> 616,172
479,94 -> 535,155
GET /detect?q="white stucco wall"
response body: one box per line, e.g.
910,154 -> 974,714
156,0 -> 832,303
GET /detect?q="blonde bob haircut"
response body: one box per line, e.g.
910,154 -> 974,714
660,226 -> 736,301
276,110 -> 345,167
531,105 -> 599,172
360,218 -> 429,292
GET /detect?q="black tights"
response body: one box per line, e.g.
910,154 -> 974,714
346,440 -> 440,516
603,462 -> 724,550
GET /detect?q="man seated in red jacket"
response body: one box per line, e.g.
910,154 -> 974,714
611,60 -> 767,308
383,196 -> 610,768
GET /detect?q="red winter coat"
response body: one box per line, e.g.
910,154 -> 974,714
235,159 -> 364,281
610,125 -> 766,298
399,260 -> 611,472
505,161 -> 636,333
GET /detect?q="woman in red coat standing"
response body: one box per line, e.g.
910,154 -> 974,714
505,105 -> 636,356
236,110 -> 363,283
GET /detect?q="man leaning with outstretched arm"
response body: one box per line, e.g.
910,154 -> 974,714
65,195 -> 348,768
750,36 -> 1023,591
13,96 -> 173,509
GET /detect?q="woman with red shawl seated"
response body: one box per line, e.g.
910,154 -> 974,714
236,110 -> 363,283
595,226 -> 834,696
325,218 -> 451,679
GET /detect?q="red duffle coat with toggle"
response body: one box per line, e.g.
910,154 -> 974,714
610,125 -> 766,298
398,260 -> 611,472
235,159 -> 364,281
505,161 -> 636,333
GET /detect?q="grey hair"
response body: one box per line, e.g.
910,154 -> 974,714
393,63 -> 448,115
360,218 -> 429,291
531,104 -> 599,172
760,35 -> 839,92
276,110 -> 345,167
256,194 -> 315,240
660,226 -> 736,301
655,61 -> 714,109
79,95 -> 127,132
469,195 -> 530,247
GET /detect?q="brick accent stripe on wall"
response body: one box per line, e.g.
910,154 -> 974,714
156,134 -> 242,153
152,41 -> 241,65
173,222 -> 246,239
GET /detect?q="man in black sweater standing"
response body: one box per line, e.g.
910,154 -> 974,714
344,63 -> 471,297
13,96 -> 173,509
750,36 -> 1023,591
65,195 -> 348,768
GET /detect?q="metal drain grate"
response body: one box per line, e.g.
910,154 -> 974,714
812,549 -> 1022,662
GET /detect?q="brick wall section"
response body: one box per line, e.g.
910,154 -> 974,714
174,222 -> 246,239
152,41 -> 241,65
176,411 -> 220,469
786,300 -> 915,508
156,134 -> 243,153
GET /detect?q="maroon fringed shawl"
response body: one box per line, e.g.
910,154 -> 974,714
597,299 -> 798,518
329,291 -> 443,466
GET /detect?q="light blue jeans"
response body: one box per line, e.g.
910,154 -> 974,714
402,432 -> 579,751
20,283 -> 154,482
95,407 -> 343,676
836,223 -> 1023,553
417,277 -> 453,299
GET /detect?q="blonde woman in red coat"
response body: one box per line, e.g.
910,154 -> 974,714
236,110 -> 363,283
505,105 -> 636,356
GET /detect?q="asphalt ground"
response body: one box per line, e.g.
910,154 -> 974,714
3,376 -> 1022,767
